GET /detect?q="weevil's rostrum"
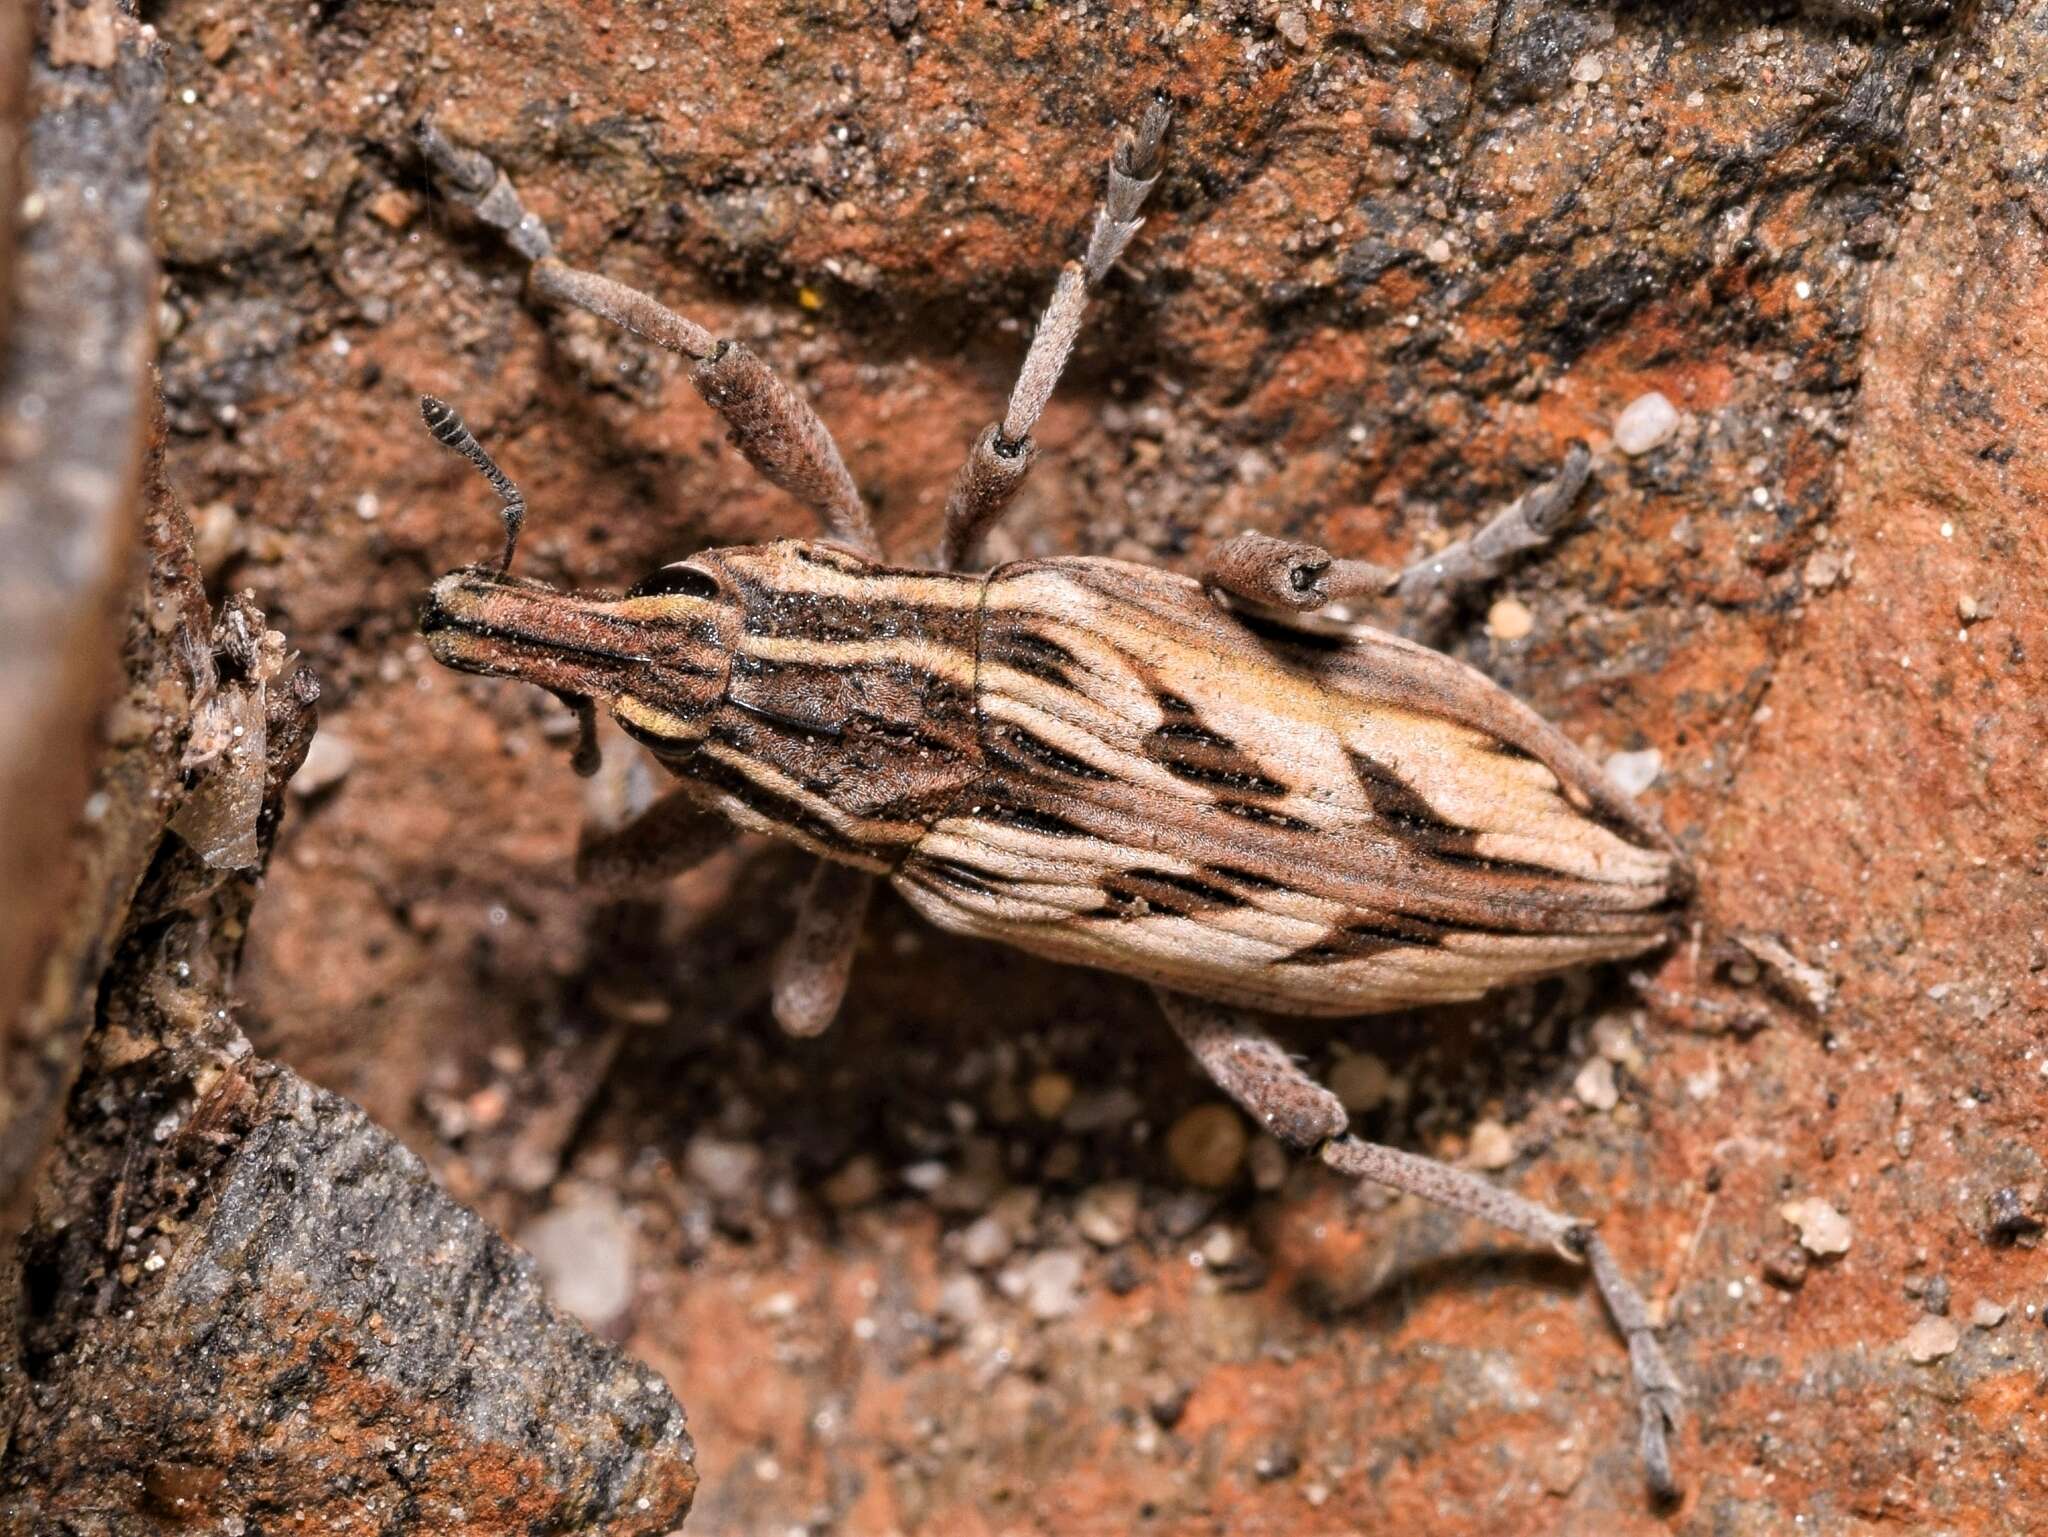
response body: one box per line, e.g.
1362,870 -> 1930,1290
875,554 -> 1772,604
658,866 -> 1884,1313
425,541 -> 1683,1015
414,103 -> 1689,1498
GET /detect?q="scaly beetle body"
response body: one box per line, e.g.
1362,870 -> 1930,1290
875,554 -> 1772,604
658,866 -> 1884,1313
413,105 -> 1689,1498
424,539 -> 1682,1016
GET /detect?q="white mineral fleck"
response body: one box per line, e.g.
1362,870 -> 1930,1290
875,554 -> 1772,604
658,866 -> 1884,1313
520,1189 -> 635,1329
1466,1118 -> 1516,1171
1573,1056 -> 1619,1111
1613,391 -> 1680,456
1075,1181 -> 1140,1247
1970,1298 -> 2009,1329
1021,1249 -> 1085,1319
1903,1314 -> 1961,1363
1602,747 -> 1663,796
1778,1196 -> 1853,1256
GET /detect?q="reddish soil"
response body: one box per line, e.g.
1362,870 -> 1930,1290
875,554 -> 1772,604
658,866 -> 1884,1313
141,2 -> 2047,1532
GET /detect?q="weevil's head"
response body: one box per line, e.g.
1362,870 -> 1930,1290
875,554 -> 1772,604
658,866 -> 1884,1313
420,556 -> 742,764
414,393 -> 751,769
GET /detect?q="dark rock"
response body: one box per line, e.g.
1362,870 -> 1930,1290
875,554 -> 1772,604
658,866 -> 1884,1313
3,1062 -> 695,1532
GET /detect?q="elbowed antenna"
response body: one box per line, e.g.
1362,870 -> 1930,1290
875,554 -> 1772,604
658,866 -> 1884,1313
419,394 -> 526,576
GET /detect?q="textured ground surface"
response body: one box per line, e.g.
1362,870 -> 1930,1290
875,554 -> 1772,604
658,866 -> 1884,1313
136,1 -> 2046,1532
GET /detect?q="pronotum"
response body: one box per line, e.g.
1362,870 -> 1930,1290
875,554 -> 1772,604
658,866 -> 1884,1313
413,106 -> 1688,1497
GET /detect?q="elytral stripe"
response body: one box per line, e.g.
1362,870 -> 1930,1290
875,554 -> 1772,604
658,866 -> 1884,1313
733,544 -> 987,611
975,692 -> 1195,799
614,693 -> 709,747
736,632 -> 978,690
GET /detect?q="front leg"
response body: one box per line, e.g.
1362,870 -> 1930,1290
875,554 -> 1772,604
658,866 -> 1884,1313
575,785 -> 737,893
1152,986 -> 1682,1501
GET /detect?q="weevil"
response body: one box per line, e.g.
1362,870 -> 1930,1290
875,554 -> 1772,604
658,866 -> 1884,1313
413,107 -> 1687,1496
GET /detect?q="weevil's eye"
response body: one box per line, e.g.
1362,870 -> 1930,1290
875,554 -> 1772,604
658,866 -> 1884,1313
628,563 -> 720,600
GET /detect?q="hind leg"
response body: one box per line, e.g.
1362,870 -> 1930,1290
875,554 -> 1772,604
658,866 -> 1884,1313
1153,986 -> 1682,1500
1201,444 -> 1594,617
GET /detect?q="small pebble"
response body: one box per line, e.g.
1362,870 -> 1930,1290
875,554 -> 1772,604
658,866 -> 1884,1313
684,1135 -> 761,1201
1602,748 -> 1663,797
1570,52 -> 1606,84
1246,1135 -> 1290,1191
935,1272 -> 983,1324
1198,1224 -> 1251,1270
1424,236 -> 1453,264
365,186 -> 420,229
1903,1314 -> 1961,1363
1486,597 -> 1534,642
1075,1181 -> 1140,1247
519,1189 -> 635,1330
1466,1118 -> 1516,1171
1253,1440 -> 1300,1481
1329,1053 -> 1395,1113
959,1214 -> 1012,1269
1102,1251 -> 1145,1295
1166,1104 -> 1248,1188
1762,1244 -> 1809,1291
291,732 -> 355,798
1027,1071 -> 1075,1121
1147,1380 -> 1193,1428
1986,1186 -> 2043,1242
1923,1273 -> 1951,1317
1971,1298 -> 2009,1329
1779,1196 -> 1853,1257
1804,545 -> 1851,592
1573,1057 -> 1619,1111
1061,1086 -> 1141,1133
1274,8 -> 1309,47
1537,1442 -> 1587,1496
1591,1014 -> 1645,1069
1613,391 -> 1679,456
1021,1249 -> 1085,1319
1153,1189 -> 1215,1240
820,1154 -> 885,1210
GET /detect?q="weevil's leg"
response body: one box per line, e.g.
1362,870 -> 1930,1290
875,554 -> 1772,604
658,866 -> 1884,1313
1393,442 -> 1594,626
1198,444 -> 1595,620
1154,989 -> 1348,1146
771,859 -> 875,1038
1319,1139 -> 1682,1500
1200,532 -> 1400,613
939,102 -> 1170,571
575,786 -> 738,893
1152,985 -> 1682,1501
416,116 -> 880,559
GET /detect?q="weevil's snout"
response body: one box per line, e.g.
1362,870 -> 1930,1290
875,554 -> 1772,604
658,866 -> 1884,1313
421,566 -> 655,687
420,562 -> 735,761
417,566 -> 592,683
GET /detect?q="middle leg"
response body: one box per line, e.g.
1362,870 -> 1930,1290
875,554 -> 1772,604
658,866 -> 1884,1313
938,102 -> 1171,571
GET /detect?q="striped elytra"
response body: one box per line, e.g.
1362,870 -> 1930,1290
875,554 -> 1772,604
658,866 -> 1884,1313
423,536 -> 1686,1015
